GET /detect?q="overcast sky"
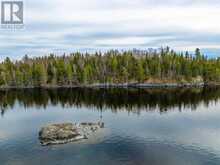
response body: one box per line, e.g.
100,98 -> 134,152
1,0 -> 220,60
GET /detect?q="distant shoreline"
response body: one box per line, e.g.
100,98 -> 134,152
1,48 -> 220,89
0,82 -> 219,89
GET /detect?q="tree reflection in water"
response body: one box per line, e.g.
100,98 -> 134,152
0,87 -> 220,116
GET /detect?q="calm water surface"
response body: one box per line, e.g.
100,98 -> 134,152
0,88 -> 220,165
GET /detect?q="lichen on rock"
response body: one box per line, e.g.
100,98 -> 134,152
39,122 -> 104,146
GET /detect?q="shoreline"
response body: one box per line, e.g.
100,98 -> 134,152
0,82 -> 219,89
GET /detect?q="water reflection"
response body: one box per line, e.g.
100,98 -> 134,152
0,87 -> 220,116
1,87 -> 220,165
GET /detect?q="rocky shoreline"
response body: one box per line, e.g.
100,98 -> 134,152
0,82 -> 217,89
39,122 -> 104,146
86,82 -> 206,88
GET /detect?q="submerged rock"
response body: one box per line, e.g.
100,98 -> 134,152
39,122 -> 104,146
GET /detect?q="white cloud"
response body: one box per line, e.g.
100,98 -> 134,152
94,36 -> 175,46
1,0 -> 220,58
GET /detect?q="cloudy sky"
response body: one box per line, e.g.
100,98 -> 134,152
1,0 -> 220,60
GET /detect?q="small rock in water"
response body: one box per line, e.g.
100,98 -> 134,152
39,122 -> 104,146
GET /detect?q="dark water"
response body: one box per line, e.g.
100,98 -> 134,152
1,88 -> 220,165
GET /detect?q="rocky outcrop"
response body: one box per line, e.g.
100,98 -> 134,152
39,122 -> 104,146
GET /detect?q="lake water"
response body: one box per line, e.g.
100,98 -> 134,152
0,88 -> 220,165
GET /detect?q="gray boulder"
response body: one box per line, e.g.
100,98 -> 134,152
39,122 -> 104,146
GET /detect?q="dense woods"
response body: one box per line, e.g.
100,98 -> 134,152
0,47 -> 220,87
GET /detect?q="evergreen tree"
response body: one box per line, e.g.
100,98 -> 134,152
0,48 -> 220,87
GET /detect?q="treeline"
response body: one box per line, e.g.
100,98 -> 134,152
0,47 -> 220,87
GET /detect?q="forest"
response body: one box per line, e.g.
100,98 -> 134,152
0,47 -> 220,87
